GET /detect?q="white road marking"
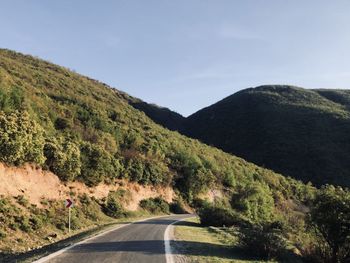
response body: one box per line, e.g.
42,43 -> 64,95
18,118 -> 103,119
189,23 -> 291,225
33,215 -> 168,263
164,216 -> 195,263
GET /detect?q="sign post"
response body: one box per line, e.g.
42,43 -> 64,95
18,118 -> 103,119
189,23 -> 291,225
65,198 -> 73,233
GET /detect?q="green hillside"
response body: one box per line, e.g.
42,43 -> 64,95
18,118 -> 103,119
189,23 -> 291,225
0,49 -> 310,213
121,93 -> 186,131
4,50 -> 350,262
183,85 -> 350,187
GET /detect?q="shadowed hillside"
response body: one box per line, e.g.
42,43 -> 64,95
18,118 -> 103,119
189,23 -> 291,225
121,93 -> 186,131
184,85 -> 350,187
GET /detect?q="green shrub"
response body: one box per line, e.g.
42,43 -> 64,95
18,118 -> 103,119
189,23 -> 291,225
102,191 -> 126,218
124,157 -> 171,186
0,111 -> 45,165
108,189 -> 132,204
231,182 -> 275,223
142,160 -> 171,185
79,193 -> 91,205
170,198 -> 187,214
222,170 -> 236,188
172,150 -> 215,201
307,185 -> 350,263
54,117 -> 71,130
80,142 -> 115,186
139,197 -> 170,214
0,86 -> 25,111
238,222 -> 288,260
15,216 -> 31,232
197,203 -> 243,227
191,198 -> 208,209
70,210 -> 82,230
0,229 -> 6,239
15,195 -> 29,207
44,138 -> 81,181
29,215 -> 44,230
56,222 -> 66,231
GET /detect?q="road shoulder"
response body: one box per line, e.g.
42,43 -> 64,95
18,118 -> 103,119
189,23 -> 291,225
172,217 -> 270,263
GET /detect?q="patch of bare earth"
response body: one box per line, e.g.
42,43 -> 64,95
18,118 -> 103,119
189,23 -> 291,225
0,162 -> 174,209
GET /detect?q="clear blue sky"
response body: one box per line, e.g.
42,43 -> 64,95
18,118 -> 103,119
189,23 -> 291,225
1,1 -> 350,116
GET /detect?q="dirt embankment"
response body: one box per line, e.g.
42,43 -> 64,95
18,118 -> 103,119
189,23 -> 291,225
0,163 -> 174,210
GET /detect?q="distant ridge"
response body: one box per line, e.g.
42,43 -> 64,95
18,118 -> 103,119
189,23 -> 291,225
131,85 -> 350,187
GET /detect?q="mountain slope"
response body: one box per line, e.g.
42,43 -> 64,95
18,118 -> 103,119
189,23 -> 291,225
184,85 -> 350,187
121,93 -> 186,131
0,50 -> 318,260
0,49 -> 310,213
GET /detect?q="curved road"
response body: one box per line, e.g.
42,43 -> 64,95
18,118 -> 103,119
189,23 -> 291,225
39,214 -> 191,263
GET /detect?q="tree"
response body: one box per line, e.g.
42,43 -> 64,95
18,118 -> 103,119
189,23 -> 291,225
172,150 -> 215,201
80,142 -> 115,186
0,111 -> 45,165
231,182 -> 275,223
308,185 -> 350,263
44,138 -> 81,181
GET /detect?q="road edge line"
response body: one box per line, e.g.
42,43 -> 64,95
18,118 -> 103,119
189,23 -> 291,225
32,215 -> 169,263
164,216 -> 195,263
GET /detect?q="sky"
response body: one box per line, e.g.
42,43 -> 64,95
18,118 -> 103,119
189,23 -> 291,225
1,0 -> 350,116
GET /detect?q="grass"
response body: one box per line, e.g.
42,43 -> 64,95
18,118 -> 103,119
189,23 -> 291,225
173,217 -> 272,263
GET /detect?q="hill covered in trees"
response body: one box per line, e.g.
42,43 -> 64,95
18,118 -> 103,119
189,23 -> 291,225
130,85 -> 350,187
183,85 -> 350,187
121,93 -> 186,131
0,49 -> 309,214
2,49 -> 350,262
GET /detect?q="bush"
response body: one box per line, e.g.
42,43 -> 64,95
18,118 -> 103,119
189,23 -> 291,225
0,229 -> 6,239
15,216 -> 31,232
15,195 -> 29,207
172,150 -> 215,201
103,194 -> 126,218
70,210 -> 82,230
125,157 -> 171,186
44,138 -> 81,181
54,117 -> 71,130
0,111 -> 45,165
0,86 -> 25,111
307,185 -> 350,263
197,203 -> 244,227
139,197 -> 170,214
29,215 -> 43,230
191,198 -> 208,209
80,142 -> 116,186
238,222 -> 288,260
231,182 -> 275,223
170,198 -> 187,214
222,170 -> 236,188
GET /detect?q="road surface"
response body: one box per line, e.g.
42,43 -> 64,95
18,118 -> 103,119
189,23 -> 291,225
40,214 -> 191,263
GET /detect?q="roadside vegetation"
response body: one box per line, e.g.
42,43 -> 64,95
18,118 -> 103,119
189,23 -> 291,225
173,217 -> 272,263
194,185 -> 350,262
0,49 -> 349,262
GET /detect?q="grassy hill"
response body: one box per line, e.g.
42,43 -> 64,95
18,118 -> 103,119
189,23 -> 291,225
183,85 -> 350,187
0,49 -> 312,212
1,49 -> 331,261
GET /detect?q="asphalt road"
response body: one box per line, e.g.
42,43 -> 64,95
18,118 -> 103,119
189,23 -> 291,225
43,214 -> 191,263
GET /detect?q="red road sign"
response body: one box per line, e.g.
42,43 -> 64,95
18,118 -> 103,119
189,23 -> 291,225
65,198 -> 73,208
